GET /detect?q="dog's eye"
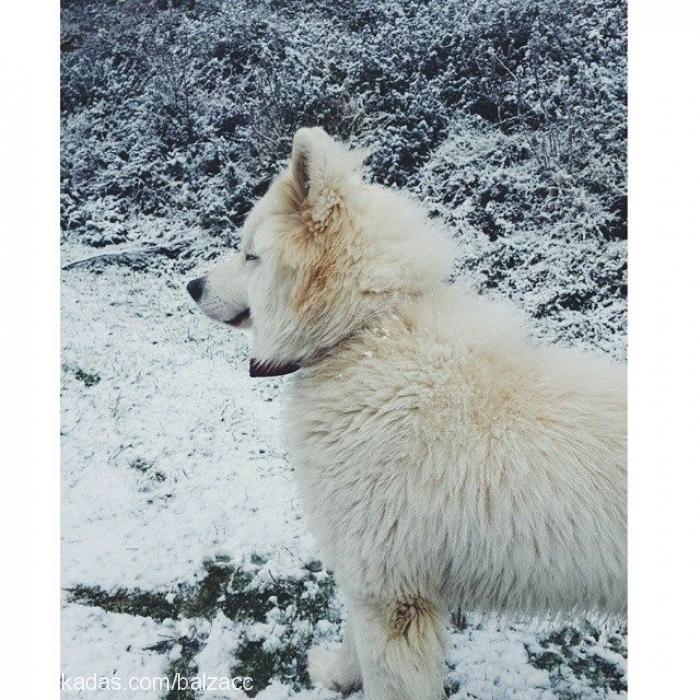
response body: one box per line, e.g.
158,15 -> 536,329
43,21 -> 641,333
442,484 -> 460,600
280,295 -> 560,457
245,253 -> 259,262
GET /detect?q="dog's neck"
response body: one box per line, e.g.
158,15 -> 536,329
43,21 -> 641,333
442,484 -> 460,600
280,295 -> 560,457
249,332 -> 358,378
248,293 -> 424,378
249,322 -> 377,378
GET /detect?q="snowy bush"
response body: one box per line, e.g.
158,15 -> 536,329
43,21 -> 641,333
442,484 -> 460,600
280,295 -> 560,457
61,0 -> 626,352
62,0 -> 625,245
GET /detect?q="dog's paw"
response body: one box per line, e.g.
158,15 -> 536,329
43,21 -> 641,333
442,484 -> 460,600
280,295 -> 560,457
307,645 -> 361,694
307,646 -> 342,690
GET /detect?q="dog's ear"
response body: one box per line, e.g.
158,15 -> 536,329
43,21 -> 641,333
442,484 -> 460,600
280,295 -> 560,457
286,127 -> 368,237
290,128 -> 314,205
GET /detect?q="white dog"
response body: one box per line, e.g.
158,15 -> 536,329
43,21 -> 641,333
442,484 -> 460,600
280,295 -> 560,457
187,127 -> 627,700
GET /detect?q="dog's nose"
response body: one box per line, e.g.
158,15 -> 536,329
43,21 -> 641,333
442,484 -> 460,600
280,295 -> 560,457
186,277 -> 205,302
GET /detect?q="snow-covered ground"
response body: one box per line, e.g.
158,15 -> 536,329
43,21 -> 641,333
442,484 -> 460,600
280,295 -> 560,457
60,1 -> 627,693
61,261 -> 626,699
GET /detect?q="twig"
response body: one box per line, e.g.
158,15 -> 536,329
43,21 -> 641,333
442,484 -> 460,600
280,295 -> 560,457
62,245 -> 184,270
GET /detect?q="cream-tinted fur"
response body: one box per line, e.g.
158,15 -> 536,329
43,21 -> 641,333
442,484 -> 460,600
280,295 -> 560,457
190,128 -> 627,700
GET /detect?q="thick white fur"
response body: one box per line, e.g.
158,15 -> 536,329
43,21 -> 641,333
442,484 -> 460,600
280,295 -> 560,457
192,128 -> 627,700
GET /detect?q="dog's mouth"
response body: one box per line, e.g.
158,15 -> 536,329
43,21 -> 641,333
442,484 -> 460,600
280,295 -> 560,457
222,310 -> 301,377
225,309 -> 251,327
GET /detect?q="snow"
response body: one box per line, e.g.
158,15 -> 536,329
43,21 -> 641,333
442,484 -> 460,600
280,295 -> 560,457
61,0 -> 627,695
61,267 -> 312,591
61,604 -> 171,699
192,613 -> 244,698
446,625 -> 552,699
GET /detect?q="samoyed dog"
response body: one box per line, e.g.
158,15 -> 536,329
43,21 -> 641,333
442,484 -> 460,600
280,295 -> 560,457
187,127 -> 626,699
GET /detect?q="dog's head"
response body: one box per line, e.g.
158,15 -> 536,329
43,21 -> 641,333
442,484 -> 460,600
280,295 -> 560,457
187,127 -> 454,376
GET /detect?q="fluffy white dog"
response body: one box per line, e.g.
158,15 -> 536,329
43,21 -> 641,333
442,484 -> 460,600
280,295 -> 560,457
187,127 -> 626,700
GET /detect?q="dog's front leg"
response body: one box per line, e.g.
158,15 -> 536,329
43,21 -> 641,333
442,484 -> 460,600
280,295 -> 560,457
351,596 -> 447,700
308,613 -> 362,694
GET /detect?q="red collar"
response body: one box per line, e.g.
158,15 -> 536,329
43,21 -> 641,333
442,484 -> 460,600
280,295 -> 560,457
249,358 -> 302,377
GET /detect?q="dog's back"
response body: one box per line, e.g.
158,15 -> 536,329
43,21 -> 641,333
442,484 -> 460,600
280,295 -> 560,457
288,285 -> 626,616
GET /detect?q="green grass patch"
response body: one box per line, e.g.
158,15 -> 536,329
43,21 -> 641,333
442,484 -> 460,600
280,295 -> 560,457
527,623 -> 627,696
67,585 -> 180,622
229,572 -> 339,692
74,368 -> 101,386
129,458 -> 166,481
63,363 -> 101,387
67,558 -> 340,693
